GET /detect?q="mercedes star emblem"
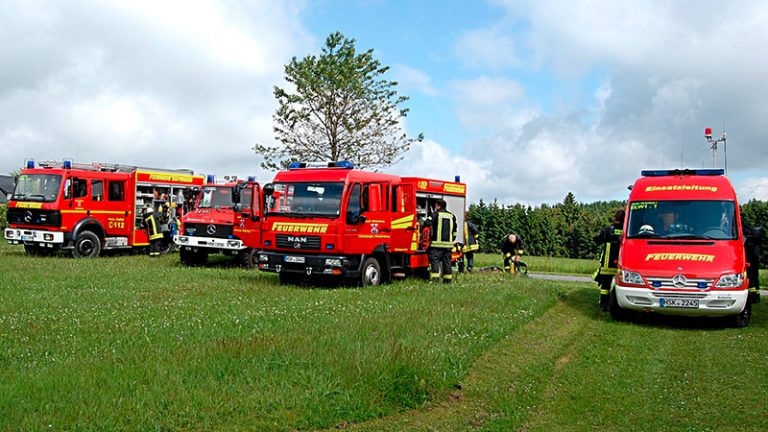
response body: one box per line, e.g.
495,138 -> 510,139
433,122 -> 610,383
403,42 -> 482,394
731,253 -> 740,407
206,224 -> 217,235
672,274 -> 687,288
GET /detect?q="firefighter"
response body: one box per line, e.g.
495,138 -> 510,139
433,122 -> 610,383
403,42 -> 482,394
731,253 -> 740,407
143,205 -> 164,257
743,224 -> 763,304
499,233 -> 525,273
593,210 -> 625,311
462,220 -> 480,272
424,199 -> 457,283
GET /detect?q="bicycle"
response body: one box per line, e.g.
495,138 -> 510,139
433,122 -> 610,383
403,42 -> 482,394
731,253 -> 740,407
476,260 -> 529,276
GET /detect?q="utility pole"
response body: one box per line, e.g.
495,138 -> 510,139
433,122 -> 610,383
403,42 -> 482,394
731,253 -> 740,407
704,127 -> 728,175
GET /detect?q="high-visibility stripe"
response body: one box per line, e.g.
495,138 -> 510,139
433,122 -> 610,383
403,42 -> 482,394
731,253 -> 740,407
443,274 -> 453,280
392,215 -> 413,226
431,212 -> 454,248
430,273 -> 441,279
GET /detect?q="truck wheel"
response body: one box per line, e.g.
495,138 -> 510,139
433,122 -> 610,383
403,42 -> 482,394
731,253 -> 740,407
238,249 -> 256,269
279,272 -> 303,285
732,303 -> 752,328
180,248 -> 207,266
608,288 -> 628,321
72,231 -> 101,258
361,257 -> 382,286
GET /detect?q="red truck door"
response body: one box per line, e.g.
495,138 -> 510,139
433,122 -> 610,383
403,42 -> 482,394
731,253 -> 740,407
390,183 -> 416,253
235,182 -> 262,249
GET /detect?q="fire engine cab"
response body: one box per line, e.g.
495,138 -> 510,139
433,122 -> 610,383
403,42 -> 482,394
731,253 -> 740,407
4,160 -> 204,258
612,169 -> 756,327
255,161 -> 467,285
174,176 -> 262,266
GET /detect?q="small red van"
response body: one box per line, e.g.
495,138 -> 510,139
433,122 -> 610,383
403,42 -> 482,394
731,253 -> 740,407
612,169 -> 755,327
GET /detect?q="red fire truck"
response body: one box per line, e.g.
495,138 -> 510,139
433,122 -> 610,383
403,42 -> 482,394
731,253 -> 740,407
255,161 -> 467,285
612,169 -> 758,327
174,177 -> 262,266
4,160 -> 204,257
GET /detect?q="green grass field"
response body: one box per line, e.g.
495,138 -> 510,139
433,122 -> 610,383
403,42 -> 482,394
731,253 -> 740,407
1,243 -> 767,431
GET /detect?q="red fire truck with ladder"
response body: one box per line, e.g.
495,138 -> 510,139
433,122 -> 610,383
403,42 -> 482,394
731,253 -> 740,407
254,161 -> 467,285
4,159 -> 204,257
174,175 -> 262,267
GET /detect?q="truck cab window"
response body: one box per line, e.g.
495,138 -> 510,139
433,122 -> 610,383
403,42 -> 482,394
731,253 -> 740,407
108,181 -> 125,201
91,180 -> 103,201
347,184 -> 361,219
73,178 -> 87,199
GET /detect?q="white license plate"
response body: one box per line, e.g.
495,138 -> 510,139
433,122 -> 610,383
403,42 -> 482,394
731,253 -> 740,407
285,256 -> 305,263
660,298 -> 699,308
21,235 -> 34,241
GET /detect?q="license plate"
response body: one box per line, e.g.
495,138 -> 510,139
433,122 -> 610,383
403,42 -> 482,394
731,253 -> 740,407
285,256 -> 305,263
21,235 -> 34,241
660,298 -> 699,308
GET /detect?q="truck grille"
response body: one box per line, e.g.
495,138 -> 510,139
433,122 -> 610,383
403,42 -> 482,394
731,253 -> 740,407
276,234 -> 321,250
645,276 -> 715,290
184,223 -> 233,238
7,208 -> 61,227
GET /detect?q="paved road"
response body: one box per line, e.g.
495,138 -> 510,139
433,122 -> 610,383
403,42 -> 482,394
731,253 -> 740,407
528,273 -> 593,283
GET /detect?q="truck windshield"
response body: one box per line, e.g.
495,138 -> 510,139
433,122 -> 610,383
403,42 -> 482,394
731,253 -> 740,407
11,174 -> 62,202
267,182 -> 343,218
627,200 -> 738,240
198,186 -> 234,209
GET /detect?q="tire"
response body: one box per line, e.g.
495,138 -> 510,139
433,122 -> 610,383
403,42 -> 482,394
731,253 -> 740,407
732,303 -> 752,328
279,271 -> 303,285
72,231 -> 101,258
238,249 -> 256,269
608,288 -> 629,321
515,261 -> 529,276
180,248 -> 208,266
361,257 -> 382,286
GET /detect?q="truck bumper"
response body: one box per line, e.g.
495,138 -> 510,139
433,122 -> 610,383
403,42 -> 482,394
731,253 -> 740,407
174,235 -> 246,251
4,228 -> 65,247
614,283 -> 749,317
257,251 -> 357,277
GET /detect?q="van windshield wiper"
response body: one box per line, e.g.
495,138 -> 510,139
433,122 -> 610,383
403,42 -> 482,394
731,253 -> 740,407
661,233 -> 717,240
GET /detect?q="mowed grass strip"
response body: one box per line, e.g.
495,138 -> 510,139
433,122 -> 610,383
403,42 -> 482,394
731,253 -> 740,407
0,243 -> 558,430
337,287 -> 768,431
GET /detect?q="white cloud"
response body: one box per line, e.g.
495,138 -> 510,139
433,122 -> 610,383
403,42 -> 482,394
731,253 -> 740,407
392,64 -> 437,96
444,0 -> 768,203
451,76 -> 528,129
738,177 -> 768,202
0,0 -> 312,181
455,24 -> 521,70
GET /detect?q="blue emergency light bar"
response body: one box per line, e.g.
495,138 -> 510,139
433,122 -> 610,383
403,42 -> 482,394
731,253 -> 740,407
247,176 -> 256,182
63,159 -> 73,169
641,168 -> 724,177
288,161 -> 355,169
25,159 -> 35,169
206,174 -> 215,183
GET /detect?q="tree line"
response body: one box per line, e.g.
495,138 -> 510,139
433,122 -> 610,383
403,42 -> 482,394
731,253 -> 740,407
467,192 -> 768,268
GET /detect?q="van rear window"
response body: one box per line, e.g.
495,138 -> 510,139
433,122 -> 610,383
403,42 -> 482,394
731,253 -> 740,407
627,200 -> 738,240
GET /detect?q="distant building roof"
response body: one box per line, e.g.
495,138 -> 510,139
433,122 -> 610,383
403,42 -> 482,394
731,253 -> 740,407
0,175 -> 14,204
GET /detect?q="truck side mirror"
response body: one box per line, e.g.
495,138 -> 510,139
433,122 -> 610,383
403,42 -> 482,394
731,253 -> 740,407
347,211 -> 366,225
231,185 -> 241,204
263,183 -> 274,196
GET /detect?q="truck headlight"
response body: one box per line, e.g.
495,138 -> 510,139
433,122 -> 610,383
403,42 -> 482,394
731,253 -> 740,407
178,237 -> 189,244
715,272 -> 745,288
325,258 -> 342,267
259,254 -> 269,262
5,230 -> 13,238
620,270 -> 645,286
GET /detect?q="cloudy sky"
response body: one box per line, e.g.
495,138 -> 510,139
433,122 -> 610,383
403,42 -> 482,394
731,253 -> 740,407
3,0 -> 767,205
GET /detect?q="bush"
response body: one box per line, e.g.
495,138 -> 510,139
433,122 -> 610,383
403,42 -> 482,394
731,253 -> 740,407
0,204 -> 7,231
